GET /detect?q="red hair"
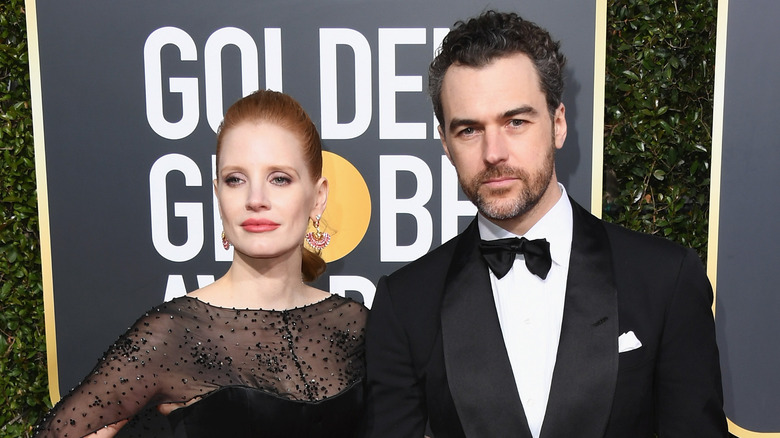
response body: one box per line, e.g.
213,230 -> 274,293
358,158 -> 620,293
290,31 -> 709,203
217,90 -> 326,281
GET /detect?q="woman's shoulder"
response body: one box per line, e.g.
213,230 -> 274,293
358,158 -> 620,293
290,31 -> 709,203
122,296 -> 210,334
293,294 -> 368,333
317,293 -> 368,317
326,293 -> 368,310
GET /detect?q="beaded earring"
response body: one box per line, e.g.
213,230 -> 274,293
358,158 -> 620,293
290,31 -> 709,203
221,230 -> 230,250
305,215 -> 331,251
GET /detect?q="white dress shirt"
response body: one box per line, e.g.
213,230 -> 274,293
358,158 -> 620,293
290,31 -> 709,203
477,184 -> 573,438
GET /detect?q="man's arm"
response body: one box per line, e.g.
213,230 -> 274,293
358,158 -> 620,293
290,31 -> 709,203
361,276 -> 428,437
654,248 -> 729,436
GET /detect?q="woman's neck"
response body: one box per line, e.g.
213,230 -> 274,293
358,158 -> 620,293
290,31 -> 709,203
190,248 -> 326,310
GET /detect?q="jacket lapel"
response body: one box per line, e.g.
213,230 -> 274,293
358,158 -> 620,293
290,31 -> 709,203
441,220 -> 533,437
540,200 -> 619,437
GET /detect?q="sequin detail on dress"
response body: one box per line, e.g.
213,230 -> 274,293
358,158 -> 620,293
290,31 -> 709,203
34,294 -> 366,438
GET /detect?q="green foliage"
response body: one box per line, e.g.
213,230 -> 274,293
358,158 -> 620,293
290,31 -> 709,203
1,0 -> 718,435
1,0 -> 51,436
604,0 -> 717,261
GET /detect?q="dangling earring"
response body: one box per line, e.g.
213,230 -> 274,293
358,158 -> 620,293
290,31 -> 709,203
305,215 -> 331,251
221,230 -> 231,250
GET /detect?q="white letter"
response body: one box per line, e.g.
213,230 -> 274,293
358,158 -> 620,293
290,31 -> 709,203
164,275 -> 215,302
378,28 -> 426,139
441,155 -> 476,242
264,28 -> 283,91
197,275 -> 216,288
164,275 -> 187,301
150,154 -> 204,262
380,155 -> 433,262
319,29 -> 372,139
144,27 -> 199,140
330,276 -> 377,309
205,27 -> 260,133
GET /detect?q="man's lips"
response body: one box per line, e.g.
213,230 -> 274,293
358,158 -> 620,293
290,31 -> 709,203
482,176 -> 517,187
241,218 -> 280,232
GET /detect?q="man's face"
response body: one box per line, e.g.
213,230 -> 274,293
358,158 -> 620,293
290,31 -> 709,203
438,52 -> 567,230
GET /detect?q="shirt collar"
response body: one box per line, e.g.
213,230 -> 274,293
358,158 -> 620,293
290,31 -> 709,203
477,183 -> 573,267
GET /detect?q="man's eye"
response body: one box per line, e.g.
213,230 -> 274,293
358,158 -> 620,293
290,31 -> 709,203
460,127 -> 475,135
509,119 -> 525,127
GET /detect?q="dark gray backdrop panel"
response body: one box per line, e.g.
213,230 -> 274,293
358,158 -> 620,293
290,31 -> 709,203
33,0 -> 597,397
716,0 -> 780,432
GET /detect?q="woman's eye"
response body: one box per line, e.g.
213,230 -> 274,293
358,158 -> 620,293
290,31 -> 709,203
271,176 -> 291,185
225,176 -> 243,186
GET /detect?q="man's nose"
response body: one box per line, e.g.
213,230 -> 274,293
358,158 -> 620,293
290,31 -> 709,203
482,129 -> 510,164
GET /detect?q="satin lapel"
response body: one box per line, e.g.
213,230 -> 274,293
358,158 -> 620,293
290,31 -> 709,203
540,201 -> 619,438
441,220 -> 533,438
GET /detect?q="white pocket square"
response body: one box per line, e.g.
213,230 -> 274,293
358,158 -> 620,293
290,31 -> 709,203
618,331 -> 642,353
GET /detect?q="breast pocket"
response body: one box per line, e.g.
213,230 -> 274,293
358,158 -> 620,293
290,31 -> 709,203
619,344 -> 654,371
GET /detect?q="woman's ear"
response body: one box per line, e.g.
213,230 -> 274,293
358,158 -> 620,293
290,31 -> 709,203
311,177 -> 329,218
213,179 -> 222,218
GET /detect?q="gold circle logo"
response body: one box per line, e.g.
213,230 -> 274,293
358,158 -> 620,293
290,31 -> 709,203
310,151 -> 371,262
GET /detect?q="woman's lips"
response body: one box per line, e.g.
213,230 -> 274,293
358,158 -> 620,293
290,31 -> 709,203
241,218 -> 280,232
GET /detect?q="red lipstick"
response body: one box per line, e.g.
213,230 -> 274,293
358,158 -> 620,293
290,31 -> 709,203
241,218 -> 280,232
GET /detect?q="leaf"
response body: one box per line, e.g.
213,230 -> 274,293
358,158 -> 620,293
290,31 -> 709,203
623,70 -> 641,81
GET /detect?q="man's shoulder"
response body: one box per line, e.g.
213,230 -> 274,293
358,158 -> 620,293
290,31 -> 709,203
601,219 -> 691,258
570,199 -> 691,258
385,232 -> 466,283
597,218 -> 705,285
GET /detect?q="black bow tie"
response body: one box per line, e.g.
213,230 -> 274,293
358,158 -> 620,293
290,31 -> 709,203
479,237 -> 552,280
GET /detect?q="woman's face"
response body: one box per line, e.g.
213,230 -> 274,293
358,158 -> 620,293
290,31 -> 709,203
215,121 -> 327,260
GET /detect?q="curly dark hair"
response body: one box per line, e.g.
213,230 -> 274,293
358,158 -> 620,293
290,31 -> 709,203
429,10 -> 566,126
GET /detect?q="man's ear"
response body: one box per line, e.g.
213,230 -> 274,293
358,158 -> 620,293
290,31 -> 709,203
438,125 -> 453,163
553,103 -> 567,150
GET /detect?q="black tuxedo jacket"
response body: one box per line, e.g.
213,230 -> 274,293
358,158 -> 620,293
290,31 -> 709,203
362,200 -> 727,437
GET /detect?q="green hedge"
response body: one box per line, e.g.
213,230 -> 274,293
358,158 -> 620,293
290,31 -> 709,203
0,1 -> 717,436
604,0 -> 717,261
1,1 -> 51,437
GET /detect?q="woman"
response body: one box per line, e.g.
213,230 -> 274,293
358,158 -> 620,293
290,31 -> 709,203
35,90 -> 367,437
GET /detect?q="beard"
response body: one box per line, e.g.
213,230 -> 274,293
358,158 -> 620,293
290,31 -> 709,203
459,140 -> 556,221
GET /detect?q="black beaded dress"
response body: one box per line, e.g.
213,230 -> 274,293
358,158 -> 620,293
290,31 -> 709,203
34,294 -> 367,438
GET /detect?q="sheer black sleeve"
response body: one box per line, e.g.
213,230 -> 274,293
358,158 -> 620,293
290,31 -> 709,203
34,295 -> 367,438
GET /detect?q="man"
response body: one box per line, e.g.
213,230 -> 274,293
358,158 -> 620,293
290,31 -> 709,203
362,10 -> 728,438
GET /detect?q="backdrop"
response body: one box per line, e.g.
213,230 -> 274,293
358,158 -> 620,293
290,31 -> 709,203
29,0 -> 602,401
711,0 -> 780,435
